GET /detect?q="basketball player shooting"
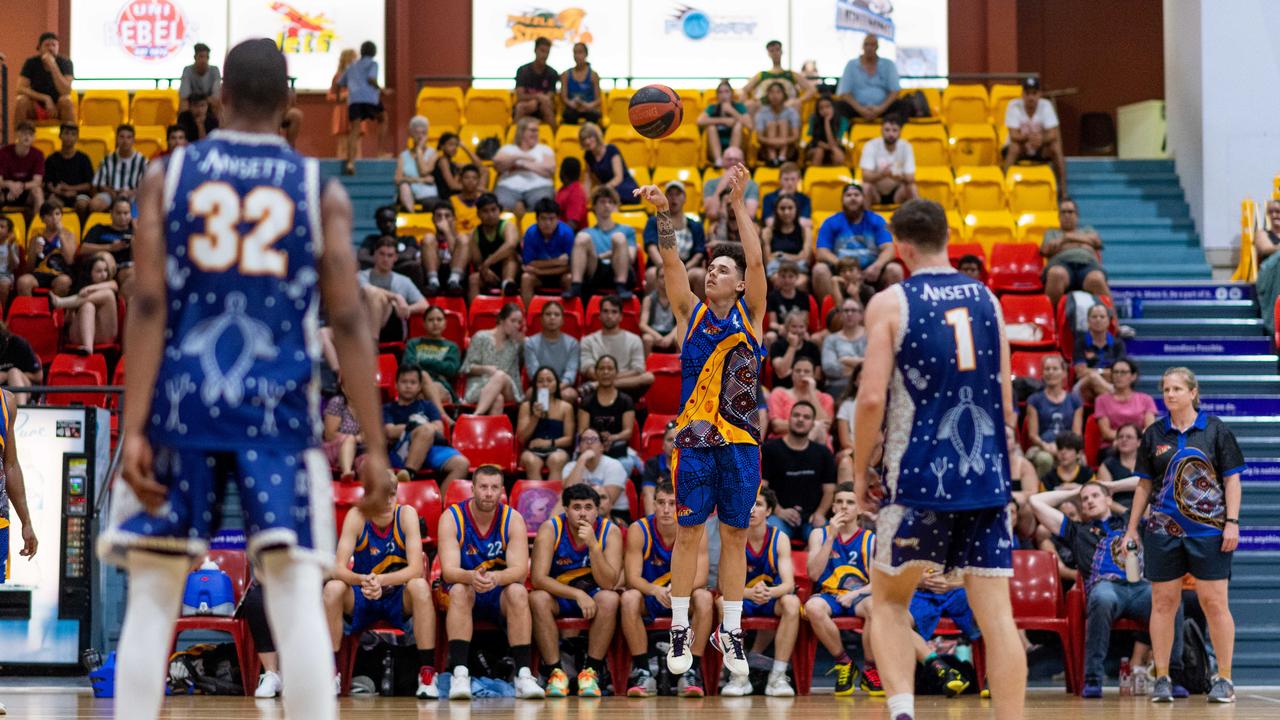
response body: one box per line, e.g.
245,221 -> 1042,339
634,163 -> 766,679
103,39 -> 390,720
853,199 -> 1025,720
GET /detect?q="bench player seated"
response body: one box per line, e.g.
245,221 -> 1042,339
621,481 -> 713,697
719,488 -> 800,697
529,484 -> 623,697
436,466 -> 544,699
323,470 -> 437,697
804,483 -> 964,696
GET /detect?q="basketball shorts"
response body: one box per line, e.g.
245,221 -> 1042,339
813,591 -> 869,618
874,504 -> 1013,579
743,597 -> 777,617
909,588 -> 981,639
557,584 -> 602,618
99,445 -> 334,567
672,443 -> 761,528
644,593 -> 673,620
433,580 -> 505,623
348,585 -> 408,633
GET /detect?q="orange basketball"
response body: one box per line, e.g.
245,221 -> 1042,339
628,84 -> 683,139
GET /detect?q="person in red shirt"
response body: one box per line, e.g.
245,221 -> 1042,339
0,122 -> 46,217
555,156 -> 588,231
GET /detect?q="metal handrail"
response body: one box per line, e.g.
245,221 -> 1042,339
72,76 -> 298,89
414,72 -> 1040,91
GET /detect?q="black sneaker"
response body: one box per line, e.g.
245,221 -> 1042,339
562,285 -> 581,300
425,280 -> 441,297
446,277 -> 464,296
928,658 -> 969,697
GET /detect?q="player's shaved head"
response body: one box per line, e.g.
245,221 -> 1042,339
223,38 -> 289,123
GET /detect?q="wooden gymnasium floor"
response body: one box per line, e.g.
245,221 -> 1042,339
5,689 -> 1280,719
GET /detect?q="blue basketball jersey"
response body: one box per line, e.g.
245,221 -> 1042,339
816,526 -> 875,595
448,500 -> 513,573
352,505 -> 408,576
152,131 -> 324,451
637,515 -> 674,586
675,300 -> 766,448
883,267 -> 1011,510
745,525 -> 783,588
549,514 -> 610,586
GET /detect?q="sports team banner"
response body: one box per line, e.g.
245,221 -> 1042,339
70,0 -> 385,91
471,0 -> 948,89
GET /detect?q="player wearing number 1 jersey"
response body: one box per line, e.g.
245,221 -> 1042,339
102,39 -> 389,720
853,199 -> 1024,720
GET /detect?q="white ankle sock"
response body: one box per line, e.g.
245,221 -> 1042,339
115,551 -> 190,720
888,692 -> 915,719
260,550 -> 336,720
721,600 -> 742,633
670,596 -> 690,627
771,660 -> 789,675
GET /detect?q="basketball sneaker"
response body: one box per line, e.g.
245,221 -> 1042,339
577,668 -> 602,698
765,671 -> 795,697
860,664 -> 885,696
449,666 -> 472,700
332,673 -> 341,697
627,666 -> 656,697
678,665 -> 705,697
710,626 -> 749,677
1207,677 -> 1235,703
666,625 -> 693,674
830,661 -> 856,697
927,657 -> 969,697
721,674 -> 753,696
254,670 -> 281,698
1150,675 -> 1173,703
546,668 -> 570,698
416,667 -> 439,699
514,667 -> 545,699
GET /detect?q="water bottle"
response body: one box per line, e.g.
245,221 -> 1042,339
1124,540 -> 1141,583
1119,657 -> 1133,696
1133,664 -> 1151,695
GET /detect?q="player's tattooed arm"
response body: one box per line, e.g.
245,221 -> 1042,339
655,210 -> 676,251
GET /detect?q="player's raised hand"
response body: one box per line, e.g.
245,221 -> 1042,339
633,185 -> 669,213
121,434 -> 168,512
726,163 -> 750,204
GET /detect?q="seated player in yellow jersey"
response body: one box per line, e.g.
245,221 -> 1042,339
323,470 -> 437,698
529,483 -> 622,697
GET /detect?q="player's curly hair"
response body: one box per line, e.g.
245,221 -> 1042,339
708,241 -> 747,277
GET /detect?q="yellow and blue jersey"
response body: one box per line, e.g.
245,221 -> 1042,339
549,514 -> 609,587
637,514 -> 674,586
816,526 -> 875,595
0,391 -> 8,582
746,525 -> 783,588
675,299 -> 766,448
449,500 -> 513,574
352,505 -> 408,576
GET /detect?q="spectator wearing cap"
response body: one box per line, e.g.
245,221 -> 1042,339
836,34 -> 911,122
1004,77 -> 1066,192
179,42 -> 223,115
0,122 -> 45,217
812,182 -> 900,299
858,115 -> 917,206
15,32 -> 75,124
43,123 -> 95,216
514,37 -> 558,128
643,181 -> 706,293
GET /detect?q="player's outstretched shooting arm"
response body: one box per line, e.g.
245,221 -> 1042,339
635,184 -> 695,346
726,163 -> 767,331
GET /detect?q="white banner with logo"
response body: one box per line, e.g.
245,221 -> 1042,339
228,0 -> 385,92
469,1 -> 630,89
628,1 -> 788,83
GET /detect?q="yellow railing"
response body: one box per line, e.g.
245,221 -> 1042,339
1232,197 -> 1258,283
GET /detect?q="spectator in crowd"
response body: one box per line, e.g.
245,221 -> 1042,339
529,483 -> 621,697
395,116 -> 438,210
328,49 -> 356,160
1125,367 -> 1244,704
179,42 -> 222,114
766,263 -> 814,338
15,32 -> 75,124
323,470 -> 438,698
1073,303 -> 1126,402
514,37 -> 558,127
579,122 -> 640,207
468,192 -> 522,298
176,93 -> 219,143
89,125 -> 147,213
823,297 -> 867,398
564,428 -> 629,522
359,237 -> 428,344
322,388 -> 363,480
339,41 -> 386,175
640,423 -> 676,514
559,42 -> 602,126
436,466 -> 543,700
461,302 -> 525,415
762,401 -> 836,538
79,197 -> 134,287
621,481 -> 713,698
1259,199 -> 1280,336
43,123 -> 94,216
1255,198 -> 1280,260
698,80 -> 748,167
16,198 -> 76,297
495,117 -> 556,218
907,572 -> 977,697
805,95 -> 849,167
1030,479 -> 1178,699
1094,357 -> 1156,449
768,311 -> 821,389
525,300 -> 580,403
720,488 -> 800,697
837,34 -> 906,122
0,317 -> 41,404
754,82 -> 801,167
49,251 -> 118,354
358,205 -> 428,288
434,133 -> 484,203
767,359 -> 833,443
580,297 -> 653,394
577,354 -> 638,467
957,253 -> 985,281
642,181 -> 706,292
834,374 -> 860,467
421,202 -> 469,297
384,366 -> 470,486
520,198 -> 573,303
742,40 -> 817,113
860,115 -> 917,206
1096,423 -> 1141,509
761,162 -> 813,231
0,218 -> 21,308
1024,354 -> 1083,477
831,257 -> 875,308
1004,77 -> 1066,191
1041,431 -> 1092,491
0,121 -> 45,216
402,306 -> 461,408
566,186 -> 636,300
1042,197 -> 1108,308
157,124 -> 187,159
763,202 -> 813,298
703,147 -> 759,238
449,163 -> 485,235
518,366 -> 575,482
555,157 -> 588,231
639,265 -> 678,354
812,183 -> 900,298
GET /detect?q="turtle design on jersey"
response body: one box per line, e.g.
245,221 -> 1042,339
179,292 -> 279,407
937,386 -> 996,477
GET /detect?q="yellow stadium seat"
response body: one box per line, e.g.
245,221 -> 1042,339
554,124 -> 584,166
945,209 -> 964,243
988,84 -> 1022,127
1016,210 -> 1060,245
82,212 -> 112,238
848,123 -> 882,167
130,89 -> 178,127
703,166 -> 723,186
1006,165 -> 1058,214
30,212 -> 80,240
628,166 -> 652,188
613,210 -> 649,236
520,213 -> 537,234
941,85 -> 989,125
673,89 -> 704,130
417,86 -> 464,132
811,211 -> 835,239
132,125 -> 166,160
77,126 -> 116,167
605,125 -> 652,170
901,123 -> 950,167
457,124 -> 506,157
605,88 -> 638,127
915,166 -> 956,210
803,166 -> 855,214
79,90 -> 129,128
504,123 -> 553,146
964,210 -> 1016,255
948,124 -> 998,167
955,166 -> 1007,213
753,166 -> 781,201
397,212 -> 436,239
701,88 -> 722,108
653,126 -> 701,168
652,166 -> 703,214
464,89 -> 513,125
33,126 -> 58,158
4,212 -> 26,245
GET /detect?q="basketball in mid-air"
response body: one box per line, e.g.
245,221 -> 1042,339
628,85 -> 683,139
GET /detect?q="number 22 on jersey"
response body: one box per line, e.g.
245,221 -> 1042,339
189,181 -> 293,277
945,307 -> 976,371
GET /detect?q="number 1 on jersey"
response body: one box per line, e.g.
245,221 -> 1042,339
945,307 -> 976,371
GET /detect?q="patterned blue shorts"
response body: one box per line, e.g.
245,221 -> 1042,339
672,444 -> 761,528
873,504 -> 1013,579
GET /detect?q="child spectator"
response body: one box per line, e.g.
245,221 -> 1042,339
519,198 -> 573,304
401,306 -> 462,408
766,262 -> 814,338
17,198 -> 76,297
467,192 -> 522,298
957,253 -> 985,280
420,201 -> 468,296
831,257 -> 875,308
383,366 -> 470,486
49,252 -> 118,353
639,265 -> 678,354
338,41 -> 386,174
555,156 -> 588,231
805,95 -> 849,167
761,162 -> 813,230
1040,431 -> 1092,491
434,133 -> 484,203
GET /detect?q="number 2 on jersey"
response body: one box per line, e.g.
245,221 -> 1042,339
189,181 -> 292,277
945,307 -> 976,371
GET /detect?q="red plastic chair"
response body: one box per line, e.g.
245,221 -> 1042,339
469,295 -> 520,333
988,243 -> 1044,294
1011,549 -> 1079,694
7,296 -> 61,366
1083,415 -> 1102,468
375,353 -> 398,401
639,413 -> 676,459
46,353 -> 108,406
172,550 -> 257,696
452,415 -> 517,473
397,479 -> 443,547
947,242 -> 989,283
585,294 -> 641,335
510,479 -> 562,535
1010,350 -> 1062,381
443,478 -> 474,507
332,481 -> 365,534
526,296 -> 584,338
645,354 -> 683,415
1000,294 -> 1057,350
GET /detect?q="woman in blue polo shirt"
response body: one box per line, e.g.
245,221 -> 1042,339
1073,303 -> 1126,403
1125,366 -> 1244,703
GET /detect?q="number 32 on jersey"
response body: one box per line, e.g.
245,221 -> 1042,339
189,181 -> 293,277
